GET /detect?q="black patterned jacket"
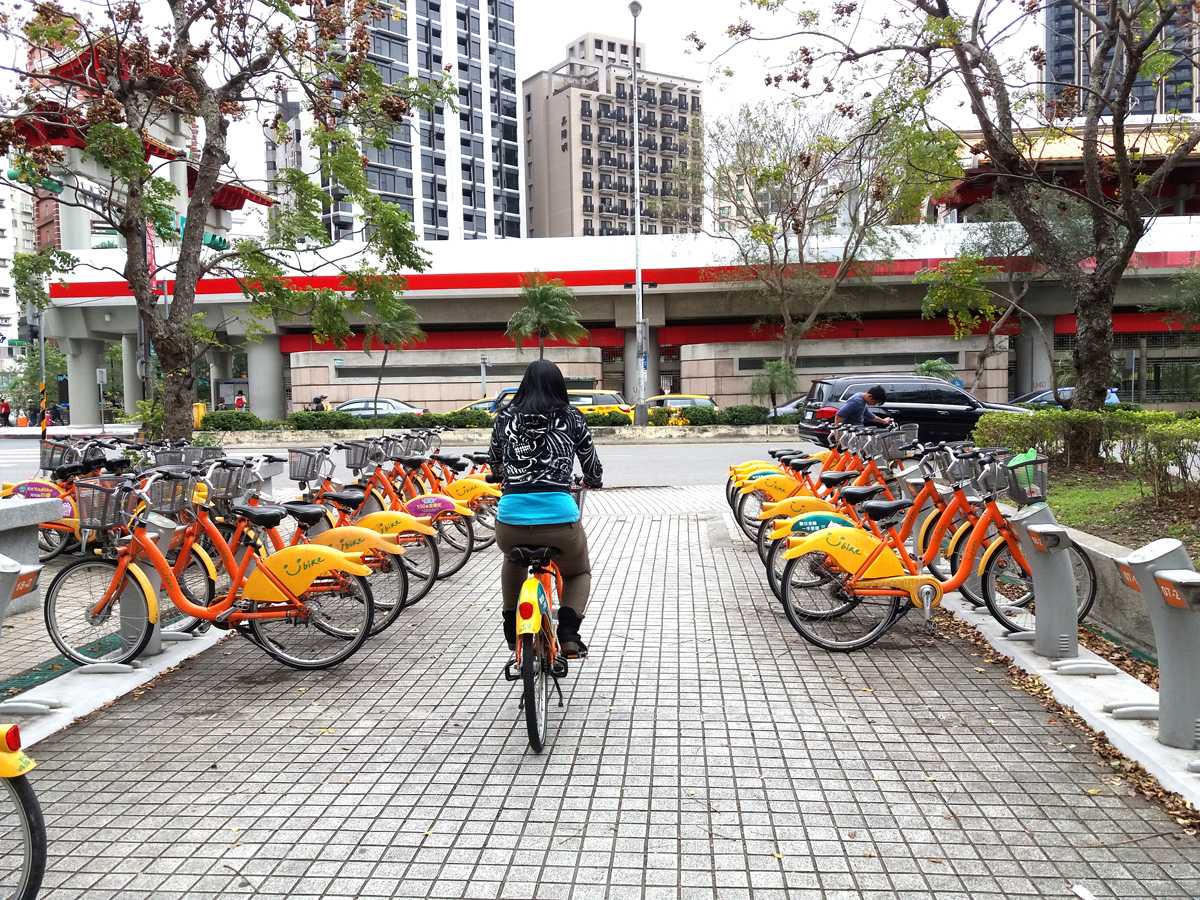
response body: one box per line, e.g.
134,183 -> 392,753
488,405 -> 603,494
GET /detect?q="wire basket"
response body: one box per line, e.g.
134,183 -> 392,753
384,435 -> 415,460
342,441 -> 372,471
208,463 -> 250,501
146,475 -> 196,515
874,425 -> 921,462
40,440 -> 77,471
182,446 -> 224,466
975,452 -> 1014,496
289,449 -> 322,482
154,448 -> 187,466
1006,455 -> 1049,506
944,454 -> 981,485
75,475 -> 132,531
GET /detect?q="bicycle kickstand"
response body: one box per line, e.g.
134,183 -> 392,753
551,676 -> 564,708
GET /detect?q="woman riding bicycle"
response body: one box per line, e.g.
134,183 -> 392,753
489,360 -> 603,659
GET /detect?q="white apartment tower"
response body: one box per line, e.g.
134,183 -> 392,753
523,33 -> 703,238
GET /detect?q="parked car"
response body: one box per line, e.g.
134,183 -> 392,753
1011,386 -> 1120,407
795,375 -> 1030,443
334,398 -> 427,417
765,396 -> 807,419
463,388 -> 635,421
646,393 -> 720,411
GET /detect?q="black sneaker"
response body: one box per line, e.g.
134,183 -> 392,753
557,607 -> 588,659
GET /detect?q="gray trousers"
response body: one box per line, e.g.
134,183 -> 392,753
495,520 -> 591,615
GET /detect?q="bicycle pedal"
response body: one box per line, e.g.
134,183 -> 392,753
550,657 -> 569,678
503,657 -> 521,681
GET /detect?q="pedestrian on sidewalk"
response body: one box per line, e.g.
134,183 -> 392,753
0,398 -> 10,427
234,390 -> 247,411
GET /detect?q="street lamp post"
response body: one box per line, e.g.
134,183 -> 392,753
629,1 -> 648,426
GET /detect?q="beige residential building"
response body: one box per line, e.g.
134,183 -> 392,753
523,33 -> 703,238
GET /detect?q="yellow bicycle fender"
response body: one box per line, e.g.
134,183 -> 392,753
782,525 -> 906,579
443,479 -> 502,503
515,577 -> 545,637
0,747 -> 36,778
807,448 -> 832,463
355,510 -> 438,537
944,520 -> 974,562
729,461 -> 777,476
242,546 -> 371,604
190,544 -> 219,582
369,487 -> 389,513
977,535 -> 1011,578
311,526 -> 405,556
738,474 -> 802,502
127,562 -> 159,625
916,511 -> 939,563
760,495 -> 834,521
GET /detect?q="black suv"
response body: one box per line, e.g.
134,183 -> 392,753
795,375 -> 1029,444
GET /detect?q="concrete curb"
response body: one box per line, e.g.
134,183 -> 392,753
14,629 -> 230,749
945,595 -> 1200,809
205,424 -> 807,447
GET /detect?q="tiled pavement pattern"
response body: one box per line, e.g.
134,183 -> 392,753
1,558 -> 71,688
18,484 -> 1200,899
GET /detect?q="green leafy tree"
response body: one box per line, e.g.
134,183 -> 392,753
701,98 -> 960,365
913,358 -> 956,383
0,0 -> 452,438
709,1 -> 1200,417
368,313 -> 425,423
505,274 -> 589,359
750,359 -> 797,412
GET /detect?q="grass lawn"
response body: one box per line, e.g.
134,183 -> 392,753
1051,465 -> 1200,557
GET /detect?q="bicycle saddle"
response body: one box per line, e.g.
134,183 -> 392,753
51,463 -> 87,480
839,484 -> 886,505
466,452 -> 490,464
819,471 -> 858,488
861,498 -> 914,521
281,501 -> 329,526
398,456 -> 428,468
432,453 -> 462,465
231,503 -> 288,528
507,545 -> 558,567
323,488 -> 366,509
783,457 -> 821,473
768,447 -> 800,458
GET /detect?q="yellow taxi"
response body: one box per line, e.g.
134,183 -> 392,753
646,393 -> 720,411
455,388 -> 635,421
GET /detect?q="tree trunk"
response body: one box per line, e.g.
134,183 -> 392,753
160,361 -> 196,440
1072,279 -> 1115,411
538,334 -> 545,359
769,386 -> 778,412
373,346 -> 390,429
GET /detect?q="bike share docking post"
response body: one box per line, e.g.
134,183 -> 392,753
1001,503 -> 1057,644
0,552 -> 63,717
1110,540 -> 1200,751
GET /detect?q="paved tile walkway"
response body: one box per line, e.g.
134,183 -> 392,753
18,485 -> 1200,898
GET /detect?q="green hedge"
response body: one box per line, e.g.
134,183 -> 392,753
287,410 -> 360,430
199,410 -> 265,431
584,411 -> 633,427
680,406 -> 719,426
974,408 -> 1200,500
719,405 -> 770,426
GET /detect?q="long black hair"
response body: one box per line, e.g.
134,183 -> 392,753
511,359 -> 570,414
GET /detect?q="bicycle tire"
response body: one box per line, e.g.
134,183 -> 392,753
766,537 -> 788,602
251,574 -> 374,669
1,774 -> 46,900
521,632 -> 549,753
733,490 -> 764,542
725,477 -> 738,509
366,553 -> 410,637
756,516 -> 779,565
37,526 -> 71,563
472,501 -> 497,550
948,535 -> 989,607
780,554 -> 900,652
434,515 -> 473,580
162,544 -> 217,634
914,508 -> 955,582
400,534 -> 440,605
981,542 -> 1097,633
43,557 -> 154,666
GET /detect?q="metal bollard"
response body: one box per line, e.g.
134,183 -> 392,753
1116,539 -> 1200,747
1025,524 -> 1081,659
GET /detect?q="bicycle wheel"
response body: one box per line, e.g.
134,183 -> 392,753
780,553 -> 900,651
251,574 -> 374,669
366,553 -> 410,637
43,557 -> 154,665
725,477 -> 738,509
472,501 -> 497,550
981,542 -> 1097,633
0,774 -> 46,900
914,508 -> 957,583
400,534 -> 440,605
766,537 -> 788,602
756,516 -> 780,565
520,632 -> 550,753
161,545 -> 217,634
37,525 -> 71,563
734,490 -> 765,542
948,528 -> 993,607
434,515 -> 474,580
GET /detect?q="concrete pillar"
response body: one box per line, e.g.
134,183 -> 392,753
623,326 -> 660,403
1015,316 -> 1054,395
246,336 -> 284,420
65,337 -> 104,426
121,334 -> 143,416
208,350 -> 233,409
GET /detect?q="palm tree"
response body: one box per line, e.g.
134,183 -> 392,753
750,359 -> 797,413
506,273 -> 589,359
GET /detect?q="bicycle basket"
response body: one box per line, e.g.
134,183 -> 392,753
182,446 -> 224,466
1006,451 -> 1049,506
40,440 -> 77,471
207,463 -> 250,501
944,454 -> 981,485
289,448 -> 322,482
154,448 -> 186,466
875,427 -> 918,461
385,435 -> 415,459
975,452 -> 1014,496
147,475 -> 196,515
342,441 -> 371,471
75,475 -> 132,531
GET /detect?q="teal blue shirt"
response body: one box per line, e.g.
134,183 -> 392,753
497,491 -> 579,525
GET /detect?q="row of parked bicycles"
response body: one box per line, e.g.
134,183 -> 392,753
7,430 -> 498,671
728,423 -> 1096,651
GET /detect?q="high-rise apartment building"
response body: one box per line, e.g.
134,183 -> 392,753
1045,1 -> 1197,114
523,34 -> 703,238
266,0 -> 522,241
